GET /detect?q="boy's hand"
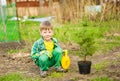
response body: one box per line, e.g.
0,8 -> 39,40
36,54 -> 40,56
45,51 -> 52,58
40,50 -> 52,58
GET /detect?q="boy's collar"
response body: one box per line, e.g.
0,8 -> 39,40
40,37 -> 57,43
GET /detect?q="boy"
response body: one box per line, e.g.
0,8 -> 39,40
31,21 -> 65,78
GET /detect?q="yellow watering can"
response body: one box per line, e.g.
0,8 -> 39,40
61,50 -> 70,70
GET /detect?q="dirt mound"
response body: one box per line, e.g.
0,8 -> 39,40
0,42 -> 25,54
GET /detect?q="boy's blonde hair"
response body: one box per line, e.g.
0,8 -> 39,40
40,21 -> 53,31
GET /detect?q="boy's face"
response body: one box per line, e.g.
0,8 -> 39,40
41,29 -> 53,41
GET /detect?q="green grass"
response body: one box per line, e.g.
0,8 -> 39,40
0,20 -> 20,42
54,20 -> 120,53
92,61 -> 109,71
48,72 -> 64,78
0,72 -> 64,81
54,22 -> 105,42
19,21 -> 40,46
7,49 -> 20,54
91,77 -> 113,81
0,73 -> 41,81
18,19 -> 120,54
1,18 -> 118,54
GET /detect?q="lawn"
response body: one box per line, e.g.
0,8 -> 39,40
0,20 -> 20,42
19,19 -> 120,53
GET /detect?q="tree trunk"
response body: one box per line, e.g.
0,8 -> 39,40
83,55 -> 87,62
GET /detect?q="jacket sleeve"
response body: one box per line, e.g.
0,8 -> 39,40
31,41 -> 40,60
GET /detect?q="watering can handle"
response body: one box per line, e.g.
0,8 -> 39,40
63,50 -> 68,56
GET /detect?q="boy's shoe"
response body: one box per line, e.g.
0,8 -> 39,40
40,70 -> 48,78
56,66 -> 66,72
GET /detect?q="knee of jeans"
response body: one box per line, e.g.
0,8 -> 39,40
54,48 -> 62,54
39,55 -> 48,62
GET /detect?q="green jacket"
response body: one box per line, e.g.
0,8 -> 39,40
31,37 -> 61,60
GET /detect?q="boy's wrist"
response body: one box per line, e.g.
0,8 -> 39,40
31,54 -> 40,59
36,54 -> 40,56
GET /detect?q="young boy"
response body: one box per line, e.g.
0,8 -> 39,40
31,21 -> 65,78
